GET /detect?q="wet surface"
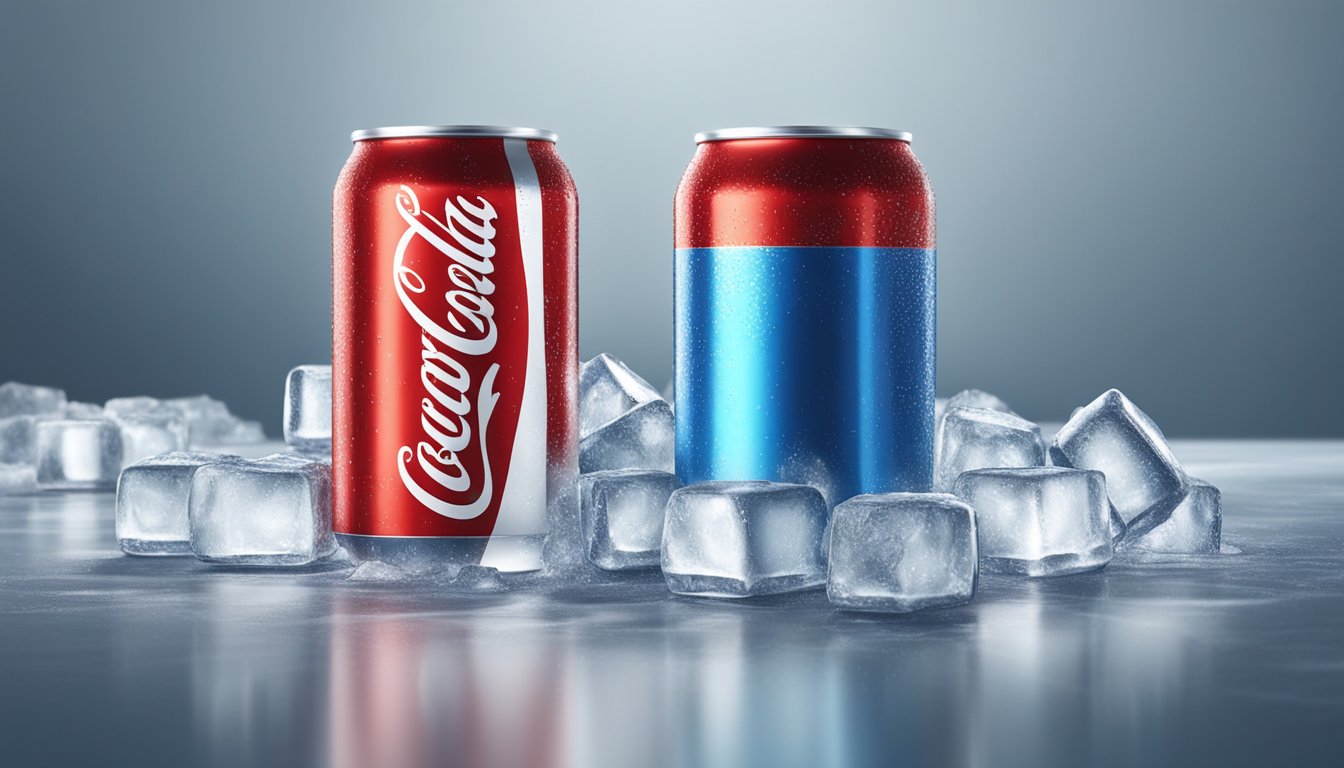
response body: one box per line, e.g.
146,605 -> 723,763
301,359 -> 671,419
1,440 -> 1342,767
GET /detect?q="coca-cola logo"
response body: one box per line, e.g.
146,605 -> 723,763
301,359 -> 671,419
391,185 -> 501,520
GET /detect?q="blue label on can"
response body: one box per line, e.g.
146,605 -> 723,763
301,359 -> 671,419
674,246 -> 936,503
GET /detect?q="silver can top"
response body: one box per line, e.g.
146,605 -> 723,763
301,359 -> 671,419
351,125 -> 558,143
694,126 -> 912,144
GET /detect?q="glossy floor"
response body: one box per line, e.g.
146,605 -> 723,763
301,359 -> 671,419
1,441 -> 1341,767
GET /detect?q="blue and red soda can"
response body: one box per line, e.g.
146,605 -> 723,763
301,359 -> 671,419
674,126 -> 936,504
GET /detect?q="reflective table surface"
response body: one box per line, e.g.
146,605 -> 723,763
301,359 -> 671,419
1,441 -> 1342,768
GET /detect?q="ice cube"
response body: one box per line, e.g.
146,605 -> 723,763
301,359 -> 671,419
161,395 -> 228,444
35,420 -> 123,490
188,414 -> 265,447
578,354 -> 662,437
64,401 -> 103,419
104,397 -> 155,416
661,481 -> 828,598
0,382 -> 66,419
826,493 -> 978,613
945,388 -> 1014,416
110,407 -> 190,467
954,467 -> 1113,577
189,453 -> 334,566
107,394 -> 264,448
189,416 -> 264,446
116,451 -> 239,555
211,418 -> 266,446
933,407 -> 1044,491
348,560 -> 407,582
451,565 -> 508,591
3,403 -> 113,465
1125,478 -> 1221,554
164,394 -> 231,421
0,463 -> 37,495
0,416 -> 39,464
580,469 -> 682,570
578,399 -> 674,474
1049,389 -> 1188,540
283,365 -> 332,453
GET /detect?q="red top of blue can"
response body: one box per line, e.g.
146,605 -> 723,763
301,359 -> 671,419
675,126 -> 934,250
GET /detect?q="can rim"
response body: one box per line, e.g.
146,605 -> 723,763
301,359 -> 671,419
351,125 -> 558,143
693,126 -> 912,144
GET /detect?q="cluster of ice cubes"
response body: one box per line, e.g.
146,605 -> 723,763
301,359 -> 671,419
0,375 -> 340,568
934,388 -> 1219,545
823,387 -> 1220,610
111,366 -> 338,566
114,394 -> 266,449
574,354 -> 835,596
12,357 -> 1223,605
0,381 -> 267,497
116,450 -> 335,565
569,355 -> 677,573
568,355 -> 1222,612
655,481 -> 982,613
1,382 -> 113,490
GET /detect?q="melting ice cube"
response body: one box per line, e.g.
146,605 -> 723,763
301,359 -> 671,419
827,492 -> 978,613
580,469 -> 682,570
189,453 -> 334,566
116,451 -> 239,555
578,399 -> 674,474
1049,389 -> 1188,540
578,354 -> 662,438
661,481 -> 828,598
0,382 -> 66,419
1125,478 -> 1221,554
283,365 -> 332,454
35,419 -> 123,490
955,467 -> 1112,576
934,406 -> 1044,492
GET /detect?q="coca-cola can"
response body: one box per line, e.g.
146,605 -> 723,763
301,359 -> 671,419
333,126 -> 578,572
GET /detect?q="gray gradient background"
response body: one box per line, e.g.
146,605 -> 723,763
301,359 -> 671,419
2,0 -> 1340,437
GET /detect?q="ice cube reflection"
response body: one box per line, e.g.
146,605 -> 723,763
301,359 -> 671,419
191,581 -> 328,768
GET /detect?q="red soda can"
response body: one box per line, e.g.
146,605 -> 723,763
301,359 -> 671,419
333,126 -> 578,572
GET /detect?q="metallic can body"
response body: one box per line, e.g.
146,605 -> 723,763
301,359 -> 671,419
674,132 -> 935,505
333,130 -> 578,572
